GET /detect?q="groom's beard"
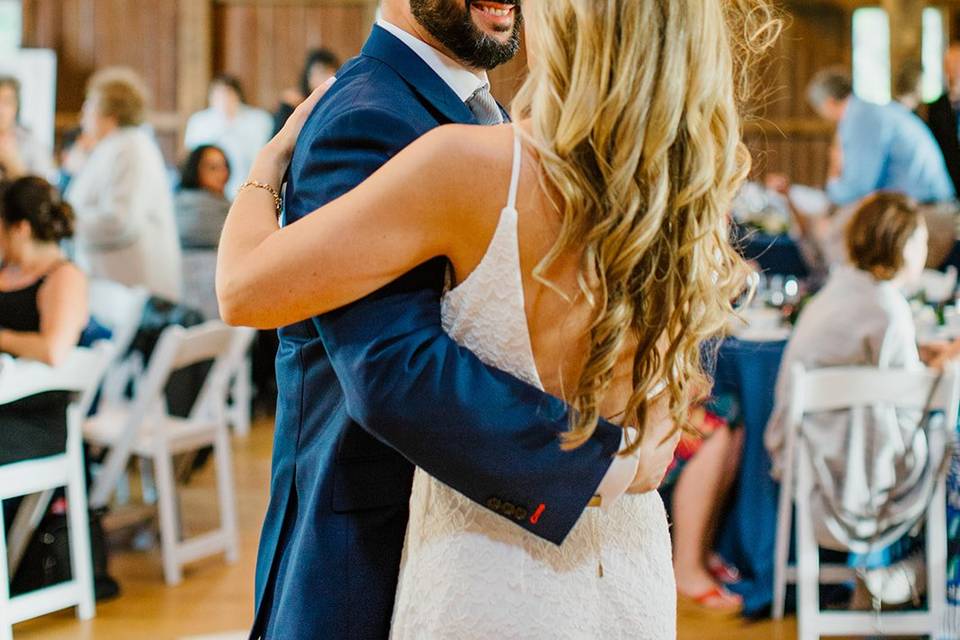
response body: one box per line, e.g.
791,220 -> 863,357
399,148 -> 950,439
410,0 -> 522,70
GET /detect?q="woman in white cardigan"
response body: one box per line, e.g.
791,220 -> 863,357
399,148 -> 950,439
65,68 -> 182,302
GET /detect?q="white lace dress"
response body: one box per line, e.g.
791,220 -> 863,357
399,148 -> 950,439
389,129 -> 676,639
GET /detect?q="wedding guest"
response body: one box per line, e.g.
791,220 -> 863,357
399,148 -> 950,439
176,145 -> 231,320
0,176 -> 87,465
0,75 -> 56,183
925,41 -> 960,195
273,48 -> 341,135
807,68 -> 954,206
184,75 -> 272,198
767,193 -> 927,474
660,401 -> 745,612
175,144 -> 231,248
64,67 -> 182,302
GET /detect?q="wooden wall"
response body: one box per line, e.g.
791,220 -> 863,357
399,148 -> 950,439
17,0 -> 960,186
743,2 -> 851,187
19,0 -> 377,163
212,0 -> 375,115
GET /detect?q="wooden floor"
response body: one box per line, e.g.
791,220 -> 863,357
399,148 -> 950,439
13,417 -> 804,640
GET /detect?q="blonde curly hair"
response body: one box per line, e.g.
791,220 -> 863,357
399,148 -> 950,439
511,0 -> 781,452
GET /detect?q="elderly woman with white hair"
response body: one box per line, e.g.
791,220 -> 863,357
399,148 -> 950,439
65,68 -> 182,302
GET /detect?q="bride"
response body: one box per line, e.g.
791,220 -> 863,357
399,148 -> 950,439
217,0 -> 778,636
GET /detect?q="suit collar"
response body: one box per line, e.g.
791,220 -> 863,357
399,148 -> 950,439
362,24 -> 478,125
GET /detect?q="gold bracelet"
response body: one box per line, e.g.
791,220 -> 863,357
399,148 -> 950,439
238,180 -> 282,218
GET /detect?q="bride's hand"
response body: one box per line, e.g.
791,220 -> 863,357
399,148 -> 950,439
247,77 -> 336,188
626,394 -> 681,494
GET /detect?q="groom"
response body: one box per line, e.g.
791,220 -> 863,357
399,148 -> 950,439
252,1 -> 675,638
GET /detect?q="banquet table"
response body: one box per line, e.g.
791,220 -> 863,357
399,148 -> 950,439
710,337 -> 786,616
712,336 -> 960,629
740,233 -> 809,279
743,231 -> 960,278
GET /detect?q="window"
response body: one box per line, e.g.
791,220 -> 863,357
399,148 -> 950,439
852,6 -> 945,104
0,0 -> 21,52
922,7 -> 945,102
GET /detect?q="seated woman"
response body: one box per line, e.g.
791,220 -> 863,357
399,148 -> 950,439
176,144 -> 231,320
0,176 -> 88,466
175,144 -> 231,249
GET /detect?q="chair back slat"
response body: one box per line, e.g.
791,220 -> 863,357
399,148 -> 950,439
0,342 -> 115,406
88,280 -> 149,356
793,364 -> 960,417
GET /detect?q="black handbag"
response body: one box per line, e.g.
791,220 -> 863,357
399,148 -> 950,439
10,505 -> 120,601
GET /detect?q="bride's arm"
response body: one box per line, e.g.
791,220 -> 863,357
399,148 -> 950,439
216,100 -> 477,329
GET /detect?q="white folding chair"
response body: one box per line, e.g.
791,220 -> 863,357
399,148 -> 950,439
772,363 -> 959,639
0,343 -> 114,640
83,321 -> 246,585
225,332 -> 256,438
88,280 -> 149,404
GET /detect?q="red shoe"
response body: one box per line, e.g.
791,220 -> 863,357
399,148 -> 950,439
677,585 -> 743,617
707,554 -> 741,585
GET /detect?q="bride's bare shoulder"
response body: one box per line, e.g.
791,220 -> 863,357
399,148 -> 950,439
414,123 -> 517,171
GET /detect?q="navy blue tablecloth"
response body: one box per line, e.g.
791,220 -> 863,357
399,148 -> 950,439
741,230 -> 960,277
711,337 -> 787,617
739,233 -> 809,279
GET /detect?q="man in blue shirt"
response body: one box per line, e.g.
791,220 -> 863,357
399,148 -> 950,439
807,68 -> 955,206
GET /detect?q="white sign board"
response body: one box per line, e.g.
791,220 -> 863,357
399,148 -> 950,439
0,48 -> 58,152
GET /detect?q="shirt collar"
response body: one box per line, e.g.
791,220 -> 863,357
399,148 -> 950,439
377,18 -> 488,102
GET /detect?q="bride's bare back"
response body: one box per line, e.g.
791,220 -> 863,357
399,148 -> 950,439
447,123 -> 661,429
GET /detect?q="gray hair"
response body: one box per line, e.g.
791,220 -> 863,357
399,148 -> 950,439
807,68 -> 853,109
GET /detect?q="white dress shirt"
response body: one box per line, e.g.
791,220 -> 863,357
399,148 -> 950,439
378,18 -> 639,507
377,19 -> 489,100
184,104 -> 273,199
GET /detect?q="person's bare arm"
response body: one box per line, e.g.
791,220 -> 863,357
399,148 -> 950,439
217,92 -> 481,328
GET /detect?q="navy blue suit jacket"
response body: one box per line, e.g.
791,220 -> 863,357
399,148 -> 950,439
252,26 -> 623,639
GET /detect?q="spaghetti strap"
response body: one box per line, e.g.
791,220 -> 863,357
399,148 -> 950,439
506,123 -> 523,211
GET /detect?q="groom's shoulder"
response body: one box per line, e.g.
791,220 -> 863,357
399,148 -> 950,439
312,54 -> 422,127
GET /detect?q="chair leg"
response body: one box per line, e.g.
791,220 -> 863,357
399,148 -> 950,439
772,479 -> 793,620
7,489 -> 54,576
66,451 -> 96,620
153,450 -> 183,586
927,476 -> 948,635
139,458 -> 157,505
0,507 -> 14,640
214,425 -> 239,563
795,450 -> 820,640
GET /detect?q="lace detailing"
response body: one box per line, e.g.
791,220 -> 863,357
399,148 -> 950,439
390,125 -> 676,639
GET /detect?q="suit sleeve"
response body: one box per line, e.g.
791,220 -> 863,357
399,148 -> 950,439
291,106 -> 622,545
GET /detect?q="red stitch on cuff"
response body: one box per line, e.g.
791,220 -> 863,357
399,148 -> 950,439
529,503 -> 546,524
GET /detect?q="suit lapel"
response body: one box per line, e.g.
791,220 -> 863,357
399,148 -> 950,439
362,25 -> 478,126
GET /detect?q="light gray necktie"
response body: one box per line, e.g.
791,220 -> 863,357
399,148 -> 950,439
466,84 -> 504,125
